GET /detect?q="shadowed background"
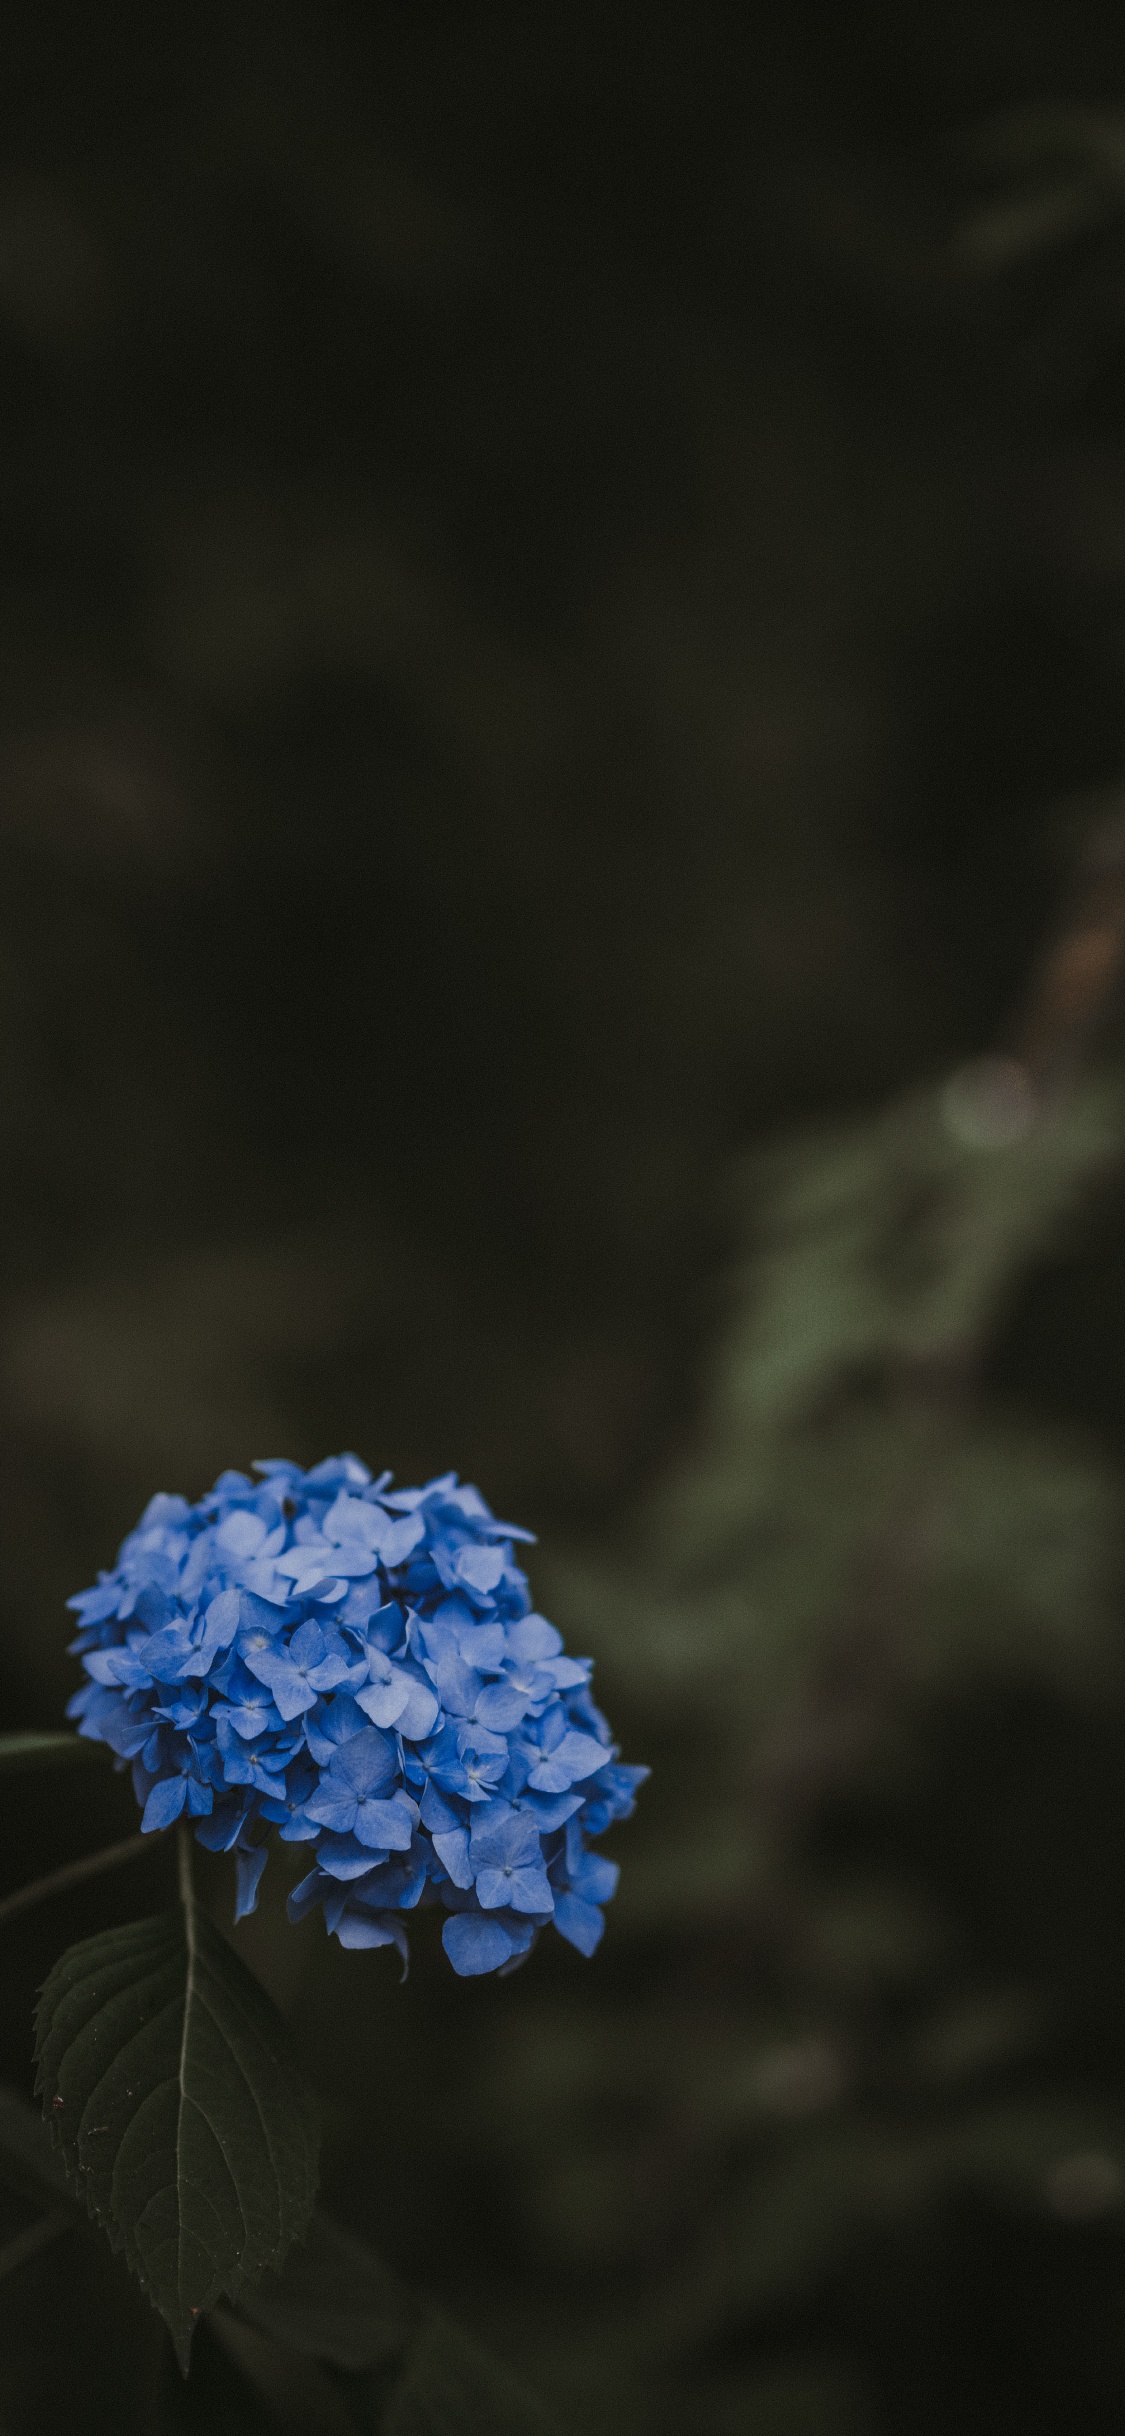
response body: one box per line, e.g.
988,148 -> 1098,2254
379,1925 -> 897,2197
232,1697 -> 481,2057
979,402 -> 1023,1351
3,5 -> 1125,2431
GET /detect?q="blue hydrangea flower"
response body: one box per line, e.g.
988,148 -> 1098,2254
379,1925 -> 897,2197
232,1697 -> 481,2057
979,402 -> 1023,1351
66,1456 -> 647,1976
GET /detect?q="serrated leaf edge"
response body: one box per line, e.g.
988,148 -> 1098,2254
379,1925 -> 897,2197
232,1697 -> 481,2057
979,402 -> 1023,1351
34,1841 -> 318,2373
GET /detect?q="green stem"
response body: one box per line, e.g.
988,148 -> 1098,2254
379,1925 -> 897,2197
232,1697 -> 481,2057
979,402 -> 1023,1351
0,1830 -> 160,1928
177,1817 -> 194,1906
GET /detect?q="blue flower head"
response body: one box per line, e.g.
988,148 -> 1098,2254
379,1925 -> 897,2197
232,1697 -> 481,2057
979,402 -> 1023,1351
66,1457 -> 647,1976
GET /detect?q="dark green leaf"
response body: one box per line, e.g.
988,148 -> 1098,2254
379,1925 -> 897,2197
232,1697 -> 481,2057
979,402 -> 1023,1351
384,2313 -> 561,2436
0,1733 -> 107,1774
236,2209 -> 417,2370
33,1842 -> 320,2371
209,2310 -> 360,2435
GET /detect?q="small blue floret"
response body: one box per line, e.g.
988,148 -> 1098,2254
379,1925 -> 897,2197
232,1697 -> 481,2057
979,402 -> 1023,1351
66,1457 -> 647,1974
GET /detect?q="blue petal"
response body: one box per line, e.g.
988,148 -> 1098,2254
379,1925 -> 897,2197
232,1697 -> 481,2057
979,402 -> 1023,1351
234,1843 -> 269,1920
553,1893 -> 605,1956
333,1910 -> 409,1969
454,1544 -> 506,1596
431,1827 -> 473,1888
507,1865 -> 554,1914
316,1832 -> 391,1881
194,1796 -> 253,1852
469,1803 -> 541,1870
379,1513 -> 425,1567
303,1787 -> 357,1834
519,1788 -> 584,1831
352,1792 -> 415,1851
442,1913 -> 515,1975
287,1867 -> 328,1922
141,1775 -> 188,1832
419,1780 -> 463,1834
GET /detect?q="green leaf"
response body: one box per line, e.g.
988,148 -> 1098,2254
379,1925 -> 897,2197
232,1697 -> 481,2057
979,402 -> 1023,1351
0,1733 -> 107,1774
236,2209 -> 417,2370
33,1838 -> 319,2372
233,2213 -> 565,2432
207,2310 -> 361,2434
384,2313 -> 562,2436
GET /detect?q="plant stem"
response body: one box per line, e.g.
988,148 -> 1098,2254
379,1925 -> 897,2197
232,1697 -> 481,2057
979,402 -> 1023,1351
177,1817 -> 193,1905
0,1830 -> 160,1928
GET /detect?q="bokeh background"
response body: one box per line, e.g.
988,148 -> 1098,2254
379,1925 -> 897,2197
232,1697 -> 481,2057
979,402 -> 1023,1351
4,6 -> 1125,2430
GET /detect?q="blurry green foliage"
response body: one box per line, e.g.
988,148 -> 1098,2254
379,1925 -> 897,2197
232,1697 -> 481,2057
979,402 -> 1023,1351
502,1064 -> 1125,2429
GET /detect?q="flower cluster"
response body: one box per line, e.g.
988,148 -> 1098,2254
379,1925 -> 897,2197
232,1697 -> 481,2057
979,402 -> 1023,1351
66,1456 -> 646,1976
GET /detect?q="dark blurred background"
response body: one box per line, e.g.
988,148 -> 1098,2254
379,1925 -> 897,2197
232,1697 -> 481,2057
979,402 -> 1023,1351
5,5 -> 1125,2431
